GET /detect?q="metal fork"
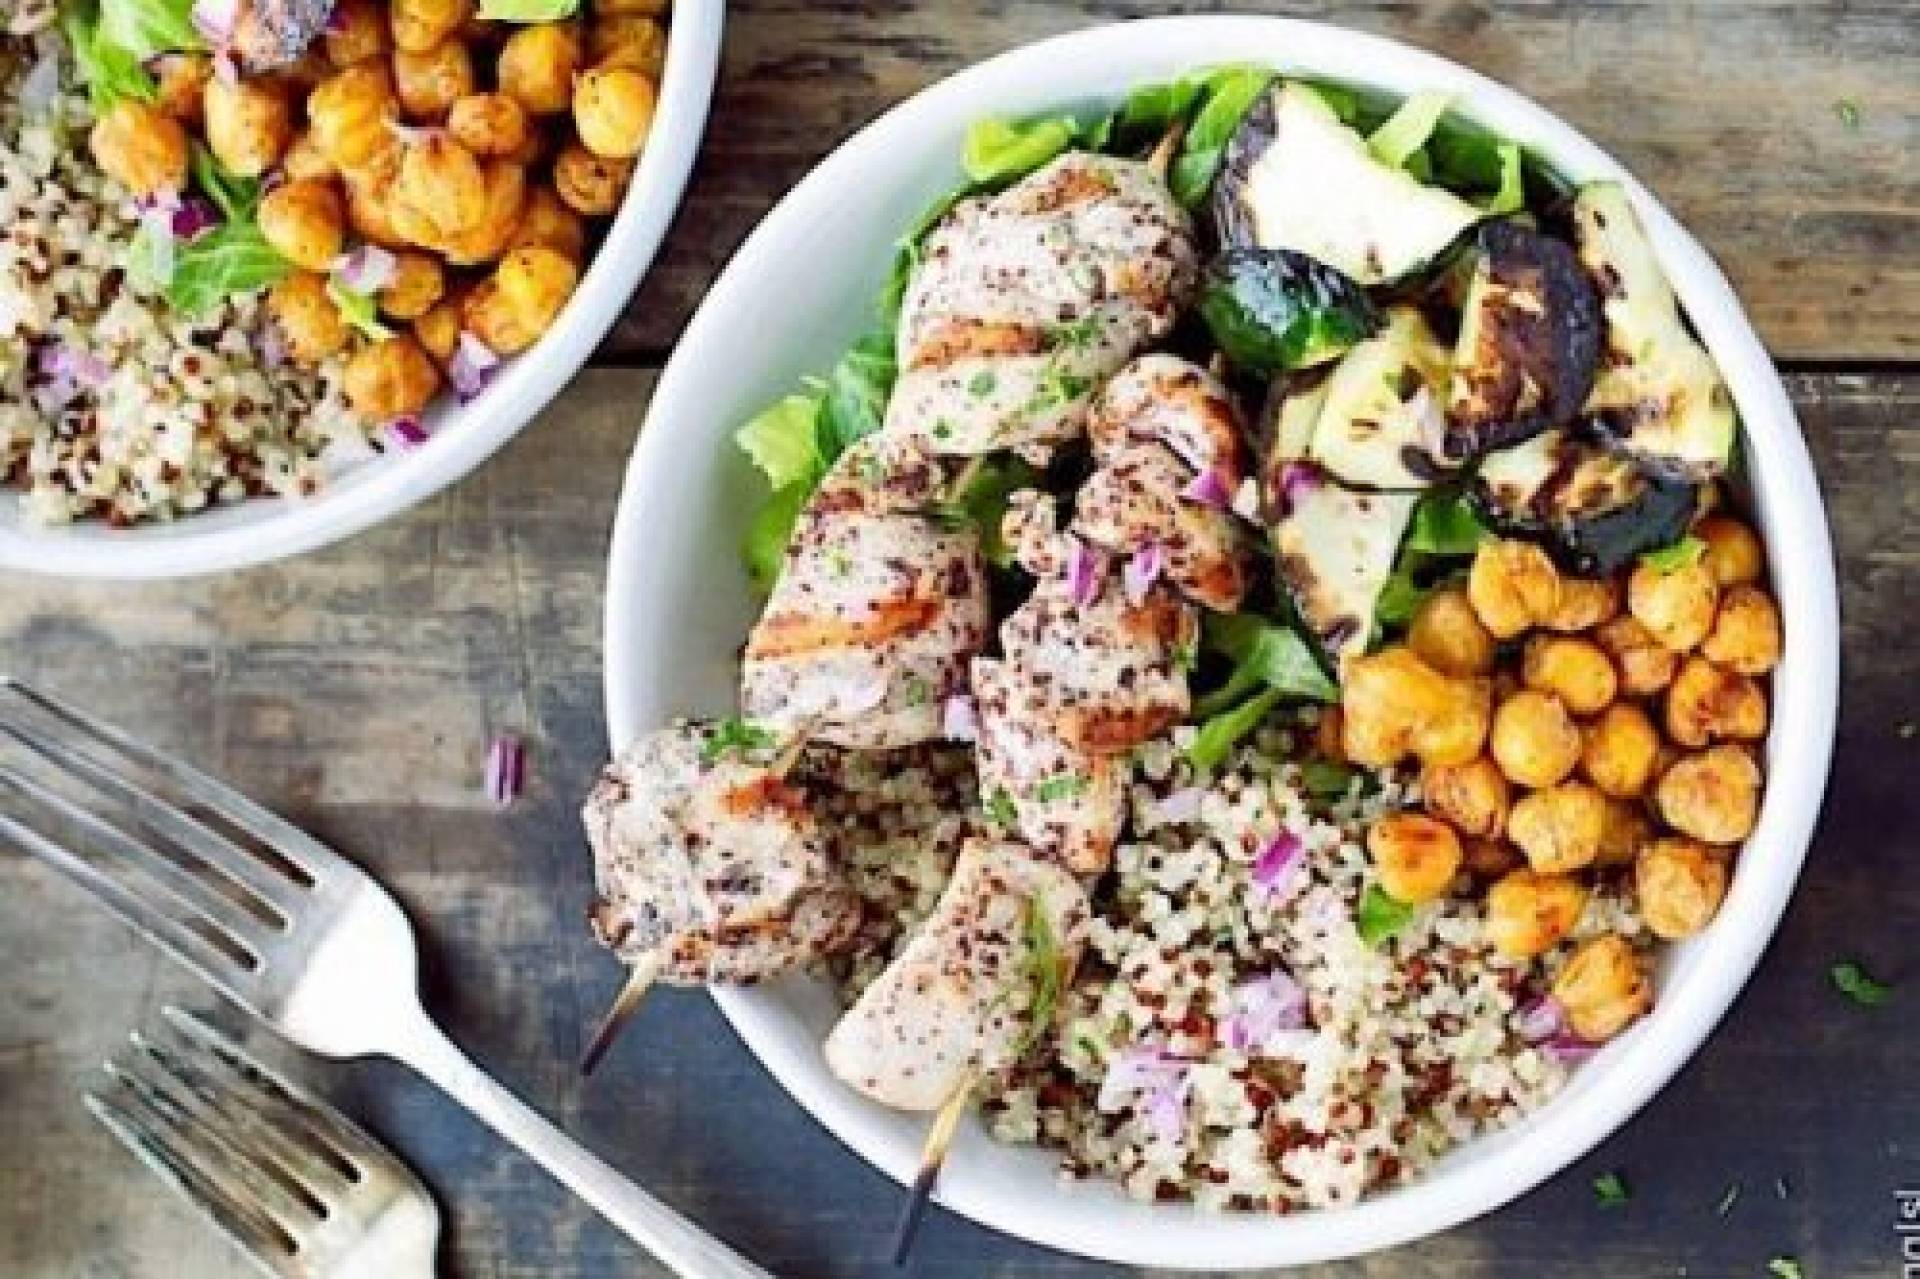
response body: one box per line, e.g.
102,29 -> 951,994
0,677 -> 768,1279
88,1006 -> 439,1278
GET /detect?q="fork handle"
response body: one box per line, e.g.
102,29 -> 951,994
394,1014 -> 772,1279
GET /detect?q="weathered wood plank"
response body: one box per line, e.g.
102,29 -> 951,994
0,368 -> 1914,1278
608,0 -> 1920,364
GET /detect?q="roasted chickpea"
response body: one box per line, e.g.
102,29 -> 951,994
1665,655 -> 1768,748
1485,869 -> 1588,960
572,66 -> 657,160
150,53 -> 211,125
1628,557 -> 1719,652
495,244 -> 579,331
1594,797 -> 1654,869
203,77 -> 293,179
1595,615 -> 1680,697
345,168 -> 409,248
498,22 -> 581,116
1696,515 -> 1764,587
1581,703 -> 1661,799
1421,756 -> 1509,840
462,277 -> 538,355
1467,538 -> 1561,640
1701,584 -> 1782,677
266,273 -> 349,366
1540,574 -> 1621,632
1551,935 -> 1652,1042
590,14 -> 667,75
1408,584 -> 1496,677
1368,812 -> 1463,906
1521,635 -> 1617,717
1506,781 -> 1607,874
342,334 -> 441,423
594,0 -> 667,14
89,100 -> 190,197
390,0 -> 471,53
257,179 -> 345,272
553,139 -> 631,215
412,292 -> 465,365
325,0 -> 390,66
1657,746 -> 1761,845
1462,836 -> 1522,880
437,160 -> 529,265
447,92 -> 531,159
507,184 -> 588,262
281,133 -> 338,181
378,250 -> 445,320
1636,837 -> 1729,940
1342,647 -> 1491,770
309,65 -> 399,172
394,133 -> 487,240
1490,690 -> 1582,789
394,40 -> 475,120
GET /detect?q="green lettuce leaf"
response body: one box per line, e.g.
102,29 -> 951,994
1169,67 -> 1274,207
961,116 -> 1078,186
191,145 -> 262,222
741,482 -> 810,590
163,221 -> 291,316
1195,613 -> 1338,717
734,393 -> 825,492
818,332 -> 896,455
99,0 -> 201,62
1641,534 -> 1707,574
325,276 -> 393,341
64,3 -> 158,114
1186,686 -> 1283,772
1405,490 -> 1490,556
1357,883 -> 1417,947
1483,141 -> 1526,215
1367,89 -> 1453,169
477,0 -> 580,19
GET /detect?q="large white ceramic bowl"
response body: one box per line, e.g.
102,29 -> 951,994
0,1 -> 723,581
604,17 -> 1839,1269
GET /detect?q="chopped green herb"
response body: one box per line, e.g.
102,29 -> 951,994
1833,99 -> 1861,129
1009,894 -> 1066,1055
1186,686 -> 1283,772
1073,1033 -> 1104,1060
901,676 -> 931,707
1714,1181 -> 1740,1217
827,549 -> 854,579
1050,314 -> 1103,350
932,420 -> 954,440
1301,759 -> 1359,801
1641,535 -> 1707,574
700,717 -> 778,765
1482,141 -> 1527,215
1767,1257 -> 1802,1279
1830,960 -> 1891,1007
1033,774 -> 1088,803
1171,641 -> 1198,674
1356,884 -> 1416,948
1592,1171 -> 1631,1208
985,786 -> 1019,828
967,369 -> 996,397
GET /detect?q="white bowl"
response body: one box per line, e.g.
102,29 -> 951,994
0,2 -> 724,581
604,17 -> 1839,1269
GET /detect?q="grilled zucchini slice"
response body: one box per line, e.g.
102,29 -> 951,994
1268,463 -> 1419,671
1473,427 -> 1697,575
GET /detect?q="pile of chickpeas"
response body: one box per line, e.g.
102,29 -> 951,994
1328,507 -> 1781,1045
85,0 -> 670,424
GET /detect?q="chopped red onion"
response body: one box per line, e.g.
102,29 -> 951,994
448,331 -> 500,403
384,416 -> 429,450
211,51 -> 239,85
1180,465 -> 1231,509
332,245 -> 398,296
1066,536 -> 1103,608
21,51 -> 61,112
172,197 -> 221,241
1231,475 -> 1262,523
941,693 -> 978,743
323,1 -> 347,33
38,344 -> 112,390
1150,786 -> 1205,826
1121,540 -> 1164,606
1097,1047 -> 1192,1144
1218,971 -> 1308,1053
192,0 -> 240,44
1515,995 -> 1565,1044
1250,831 -> 1305,900
483,733 -> 525,808
1543,1032 -> 1600,1065
256,321 -> 289,369
1278,462 -> 1323,507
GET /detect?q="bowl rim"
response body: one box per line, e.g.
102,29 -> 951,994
605,15 -> 1839,1269
0,2 -> 725,581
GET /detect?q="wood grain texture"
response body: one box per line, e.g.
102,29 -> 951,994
607,0 -> 1920,363
1,368 -> 1914,1278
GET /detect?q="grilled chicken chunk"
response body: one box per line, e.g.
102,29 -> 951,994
824,839 -> 1089,1111
741,435 -> 990,749
887,152 -> 1198,458
584,723 -> 861,985
231,0 -> 334,71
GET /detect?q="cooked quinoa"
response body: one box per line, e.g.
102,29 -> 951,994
821,716 -> 1651,1213
0,34 -> 357,527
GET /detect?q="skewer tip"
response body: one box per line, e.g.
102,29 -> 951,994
887,1070 -> 977,1265
578,963 -> 657,1077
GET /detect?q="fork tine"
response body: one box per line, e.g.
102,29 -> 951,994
0,716 -> 311,923
0,803 -> 259,1007
0,679 -> 335,883
0,761 -> 270,962
85,1089 -> 300,1279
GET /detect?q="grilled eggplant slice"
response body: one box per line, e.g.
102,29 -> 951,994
1197,248 -> 1379,375
1299,306 -> 1454,491
1266,462 -> 1418,672
1571,183 -> 1736,478
1213,82 -> 1482,286
1446,220 -> 1601,458
1473,428 -> 1697,575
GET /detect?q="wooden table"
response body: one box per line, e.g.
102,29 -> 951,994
4,3 -> 1916,1276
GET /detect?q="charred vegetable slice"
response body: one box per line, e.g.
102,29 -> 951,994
1447,220 -> 1602,457
1267,462 -> 1419,671
1571,183 -> 1735,478
1197,248 -> 1379,374
1302,307 -> 1454,491
1213,82 -> 1482,286
1473,428 -> 1697,575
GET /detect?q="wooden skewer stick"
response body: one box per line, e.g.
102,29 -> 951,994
1146,120 -> 1186,180
889,1066 -> 981,1266
578,956 -> 660,1076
